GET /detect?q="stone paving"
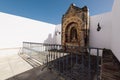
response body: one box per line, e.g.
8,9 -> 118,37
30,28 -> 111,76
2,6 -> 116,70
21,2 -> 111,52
0,49 -> 32,80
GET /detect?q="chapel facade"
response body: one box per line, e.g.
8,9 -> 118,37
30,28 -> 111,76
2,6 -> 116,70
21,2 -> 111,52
61,4 -> 89,47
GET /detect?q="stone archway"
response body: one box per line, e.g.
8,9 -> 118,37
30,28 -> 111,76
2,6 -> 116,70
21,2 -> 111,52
61,4 -> 89,48
70,27 -> 78,42
65,22 -> 78,43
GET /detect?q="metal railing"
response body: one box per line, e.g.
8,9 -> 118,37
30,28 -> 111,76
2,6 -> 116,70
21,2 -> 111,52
22,41 -> 103,80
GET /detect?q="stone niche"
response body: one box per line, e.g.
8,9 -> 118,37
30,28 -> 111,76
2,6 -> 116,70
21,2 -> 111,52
61,4 -> 89,49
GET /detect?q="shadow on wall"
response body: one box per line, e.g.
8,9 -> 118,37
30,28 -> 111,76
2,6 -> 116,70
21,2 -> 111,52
44,34 -> 56,44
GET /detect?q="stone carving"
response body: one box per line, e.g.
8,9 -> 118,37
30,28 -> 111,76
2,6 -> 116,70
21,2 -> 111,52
61,4 -> 89,49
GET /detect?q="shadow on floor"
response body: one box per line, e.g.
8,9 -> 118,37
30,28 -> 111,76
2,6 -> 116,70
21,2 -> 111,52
6,65 -> 62,80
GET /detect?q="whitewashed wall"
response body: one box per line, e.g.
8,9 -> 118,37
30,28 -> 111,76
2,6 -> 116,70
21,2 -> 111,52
111,0 -> 120,61
89,12 -> 112,49
54,24 -> 61,44
0,12 -> 55,48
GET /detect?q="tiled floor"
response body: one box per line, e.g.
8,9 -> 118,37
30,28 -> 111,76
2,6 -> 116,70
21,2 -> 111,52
0,49 -> 32,80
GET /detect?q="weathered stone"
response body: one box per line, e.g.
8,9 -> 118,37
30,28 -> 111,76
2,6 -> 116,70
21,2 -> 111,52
61,4 -> 89,50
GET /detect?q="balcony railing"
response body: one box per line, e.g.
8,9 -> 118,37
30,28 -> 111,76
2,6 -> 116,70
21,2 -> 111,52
22,42 -> 103,80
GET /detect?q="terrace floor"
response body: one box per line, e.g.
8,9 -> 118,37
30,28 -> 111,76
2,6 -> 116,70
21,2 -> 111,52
0,49 -> 64,80
7,66 -> 63,80
0,49 -> 32,80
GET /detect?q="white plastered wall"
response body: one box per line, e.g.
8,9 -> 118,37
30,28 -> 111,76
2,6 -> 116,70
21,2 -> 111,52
54,24 -> 61,44
0,12 -> 56,48
89,12 -> 112,49
111,0 -> 120,61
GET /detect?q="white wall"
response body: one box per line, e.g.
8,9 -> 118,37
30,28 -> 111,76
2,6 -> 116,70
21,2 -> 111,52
111,0 -> 120,61
55,24 -> 61,44
0,12 -> 56,48
90,0 -> 120,62
89,12 -> 112,49
43,25 -> 62,44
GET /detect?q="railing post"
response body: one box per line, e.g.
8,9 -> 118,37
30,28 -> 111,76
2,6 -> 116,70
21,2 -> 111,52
97,49 -> 100,80
53,44 -> 55,68
81,47 -> 84,68
66,51 -> 68,72
46,55 -> 48,66
70,46 -> 73,79
56,45 -> 59,71
48,44 -> 50,67
88,48 -> 91,80
58,45 -> 61,73
62,46 -> 64,73
22,42 -> 25,54
75,49 -> 78,64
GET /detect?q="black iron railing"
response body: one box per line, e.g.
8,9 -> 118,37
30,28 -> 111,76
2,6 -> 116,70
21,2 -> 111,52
22,41 -> 103,80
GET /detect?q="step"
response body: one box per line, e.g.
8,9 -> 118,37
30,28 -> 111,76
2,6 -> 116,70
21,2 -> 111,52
19,53 -> 41,67
102,49 -> 120,80
102,72 -> 120,80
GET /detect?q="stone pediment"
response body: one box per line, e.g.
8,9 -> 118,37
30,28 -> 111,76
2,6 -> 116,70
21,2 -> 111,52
63,4 -> 88,19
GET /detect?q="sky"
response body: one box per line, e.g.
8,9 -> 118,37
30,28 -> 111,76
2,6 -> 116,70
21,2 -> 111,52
0,0 -> 114,24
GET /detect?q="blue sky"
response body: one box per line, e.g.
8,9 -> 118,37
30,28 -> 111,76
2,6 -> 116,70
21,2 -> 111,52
0,0 -> 114,24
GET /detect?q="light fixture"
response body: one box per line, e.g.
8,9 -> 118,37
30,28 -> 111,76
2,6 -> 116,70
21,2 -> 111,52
97,23 -> 101,31
55,30 -> 61,36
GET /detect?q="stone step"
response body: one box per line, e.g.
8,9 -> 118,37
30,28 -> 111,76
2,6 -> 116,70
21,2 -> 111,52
25,57 -> 40,67
102,72 -> 120,80
102,63 -> 120,71
19,53 -> 41,67
102,49 -> 120,80
102,69 -> 120,77
103,59 -> 113,62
